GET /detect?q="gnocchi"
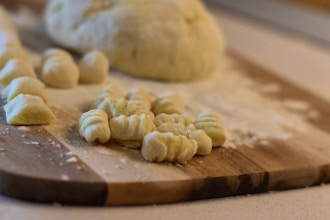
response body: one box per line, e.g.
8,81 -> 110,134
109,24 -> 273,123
90,83 -> 126,109
3,76 -> 47,103
154,113 -> 192,127
78,50 -> 109,84
40,57 -> 79,89
151,94 -> 184,115
155,121 -> 212,156
96,97 -> 137,118
141,131 -> 197,164
4,94 -> 55,125
78,109 -> 111,144
194,110 -> 226,147
0,45 -> 27,70
110,114 -> 155,148
41,48 -> 73,67
0,58 -> 36,86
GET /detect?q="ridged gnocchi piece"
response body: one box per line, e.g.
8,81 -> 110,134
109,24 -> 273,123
4,94 -> 55,125
156,123 -> 187,136
0,58 -> 36,86
151,94 -> 184,116
187,129 -> 212,156
154,113 -> 192,127
110,114 -> 155,148
155,122 -> 212,156
40,57 -> 79,89
90,83 -> 126,109
126,88 -> 153,108
78,109 -> 111,144
96,97 -> 137,118
194,110 -> 226,147
79,50 -> 109,84
142,131 -> 197,164
3,76 -> 47,103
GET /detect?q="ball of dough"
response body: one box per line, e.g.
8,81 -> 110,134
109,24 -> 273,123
41,57 -> 79,89
44,0 -> 226,81
78,50 -> 109,84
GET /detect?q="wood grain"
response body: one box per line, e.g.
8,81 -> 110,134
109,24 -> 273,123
0,4 -> 330,205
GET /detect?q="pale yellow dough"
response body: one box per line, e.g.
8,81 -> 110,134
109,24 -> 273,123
4,94 -> 55,125
3,76 -> 47,102
0,58 -> 36,87
44,0 -> 226,81
141,131 -> 197,164
41,57 -> 79,89
78,109 -> 111,144
79,50 -> 109,84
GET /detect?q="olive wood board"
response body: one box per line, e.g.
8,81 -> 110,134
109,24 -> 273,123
0,50 -> 330,205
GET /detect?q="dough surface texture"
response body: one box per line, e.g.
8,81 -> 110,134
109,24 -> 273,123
4,94 -> 55,125
44,0 -> 225,81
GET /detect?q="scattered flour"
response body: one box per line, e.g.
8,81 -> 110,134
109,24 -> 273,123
11,9 -> 316,150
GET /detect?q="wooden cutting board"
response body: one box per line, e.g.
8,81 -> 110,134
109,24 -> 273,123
1,8 -> 330,206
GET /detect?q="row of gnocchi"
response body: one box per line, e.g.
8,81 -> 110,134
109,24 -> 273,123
0,11 -> 55,125
0,47 -> 109,125
78,84 -> 226,164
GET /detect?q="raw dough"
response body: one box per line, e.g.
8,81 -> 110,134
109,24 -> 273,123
44,0 -> 226,81
78,50 -> 109,83
41,57 -> 79,89
41,48 -> 73,67
0,58 -> 36,87
78,109 -> 111,143
3,76 -> 47,102
142,131 -> 197,164
4,94 -> 55,125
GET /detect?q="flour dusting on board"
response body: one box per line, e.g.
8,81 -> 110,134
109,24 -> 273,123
11,10 -> 316,149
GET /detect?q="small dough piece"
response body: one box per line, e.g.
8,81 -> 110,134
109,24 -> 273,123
78,109 -> 111,144
154,113 -> 192,127
142,131 -> 197,164
110,114 -> 155,148
4,94 -> 55,125
90,82 -> 126,109
96,97 -> 137,119
194,110 -> 226,146
3,76 -> 47,102
155,120 -> 212,155
187,129 -> 212,155
41,48 -> 73,67
156,123 -> 187,136
44,0 -> 225,81
79,50 -> 109,83
0,58 -> 36,86
41,57 -> 79,89
126,88 -> 154,108
0,45 -> 27,70
152,94 -> 184,116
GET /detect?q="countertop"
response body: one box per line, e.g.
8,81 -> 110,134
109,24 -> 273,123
1,7 -> 330,220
